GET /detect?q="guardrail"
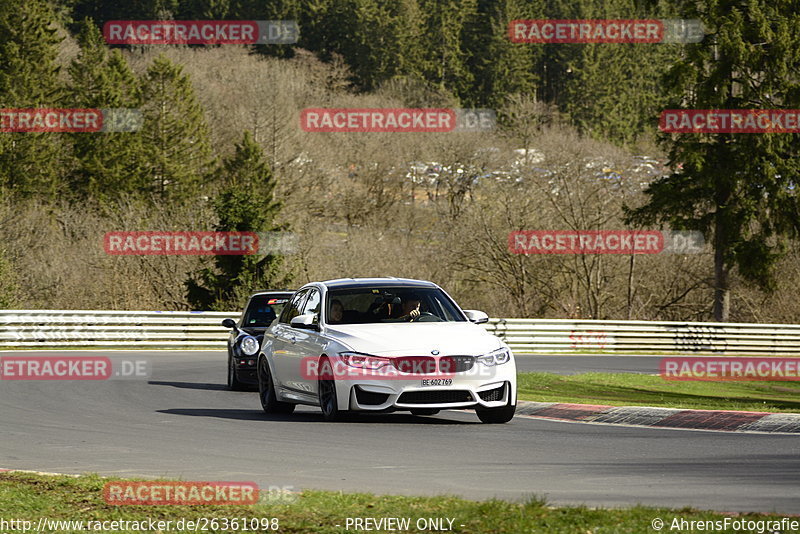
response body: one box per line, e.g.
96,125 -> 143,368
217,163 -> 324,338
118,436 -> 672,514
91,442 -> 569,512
0,310 -> 232,348
0,310 -> 798,355
485,318 -> 800,355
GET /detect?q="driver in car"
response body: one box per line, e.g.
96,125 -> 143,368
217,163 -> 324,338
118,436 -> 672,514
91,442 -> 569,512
393,294 -> 422,321
328,299 -> 345,324
370,293 -> 423,321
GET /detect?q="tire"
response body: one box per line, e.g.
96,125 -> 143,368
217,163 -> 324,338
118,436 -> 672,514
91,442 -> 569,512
410,409 -> 440,416
227,354 -> 247,391
257,356 -> 295,414
318,357 -> 344,422
476,396 -> 516,424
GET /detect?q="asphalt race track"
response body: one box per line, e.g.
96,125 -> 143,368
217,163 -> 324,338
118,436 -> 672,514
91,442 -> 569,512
1,350 -> 798,514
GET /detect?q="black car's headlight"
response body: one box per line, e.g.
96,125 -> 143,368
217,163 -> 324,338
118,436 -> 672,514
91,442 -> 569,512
476,348 -> 512,366
239,336 -> 259,356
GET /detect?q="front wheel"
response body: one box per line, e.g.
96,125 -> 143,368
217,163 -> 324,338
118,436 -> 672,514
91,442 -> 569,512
227,355 -> 247,391
318,358 -> 344,421
476,399 -> 516,424
257,356 -> 295,414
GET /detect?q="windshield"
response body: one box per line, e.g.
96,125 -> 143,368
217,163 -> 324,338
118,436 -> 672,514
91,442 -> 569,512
325,287 -> 466,325
241,295 -> 290,327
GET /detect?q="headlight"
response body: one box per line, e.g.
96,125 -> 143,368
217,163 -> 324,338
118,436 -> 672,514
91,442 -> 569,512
239,336 -> 259,356
477,348 -> 512,366
339,352 -> 391,370
494,349 -> 511,365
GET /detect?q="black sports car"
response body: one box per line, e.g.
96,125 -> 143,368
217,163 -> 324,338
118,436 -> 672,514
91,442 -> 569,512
222,290 -> 293,390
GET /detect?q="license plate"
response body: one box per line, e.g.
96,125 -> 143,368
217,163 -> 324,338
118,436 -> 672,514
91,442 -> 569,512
420,378 -> 452,387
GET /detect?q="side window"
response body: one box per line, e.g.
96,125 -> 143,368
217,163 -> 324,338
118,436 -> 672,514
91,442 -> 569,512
301,289 -> 321,321
279,290 -> 308,324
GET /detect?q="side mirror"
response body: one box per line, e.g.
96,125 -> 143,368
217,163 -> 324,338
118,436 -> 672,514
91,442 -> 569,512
221,318 -> 237,329
463,310 -> 489,324
290,313 -> 319,331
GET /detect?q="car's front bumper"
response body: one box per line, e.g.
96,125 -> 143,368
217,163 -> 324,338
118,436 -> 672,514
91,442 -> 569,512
337,365 -> 517,411
233,357 -> 259,384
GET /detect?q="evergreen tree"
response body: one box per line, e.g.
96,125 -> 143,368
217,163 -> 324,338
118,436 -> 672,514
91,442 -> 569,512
0,0 -> 71,199
417,0 -> 476,99
66,0 -> 180,31
535,0 -> 584,106
462,0 -> 541,108
561,0 -> 682,145
67,19 -> 151,203
186,131 -> 288,310
296,0 -> 334,57
626,0 -> 800,320
177,0 -> 232,19
139,54 -> 215,201
298,0 -> 425,90
196,0 -> 303,58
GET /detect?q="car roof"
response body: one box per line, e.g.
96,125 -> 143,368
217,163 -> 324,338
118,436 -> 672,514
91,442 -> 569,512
315,278 -> 439,290
248,290 -> 295,297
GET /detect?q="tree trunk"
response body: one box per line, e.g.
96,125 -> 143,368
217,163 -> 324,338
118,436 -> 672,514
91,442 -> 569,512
626,253 -> 635,320
713,213 -> 730,321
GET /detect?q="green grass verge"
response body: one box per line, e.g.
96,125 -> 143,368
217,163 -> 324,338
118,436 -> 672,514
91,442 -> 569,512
517,372 -> 800,412
0,471 -> 791,533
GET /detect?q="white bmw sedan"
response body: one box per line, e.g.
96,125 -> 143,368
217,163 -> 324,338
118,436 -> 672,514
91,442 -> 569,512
256,278 -> 517,423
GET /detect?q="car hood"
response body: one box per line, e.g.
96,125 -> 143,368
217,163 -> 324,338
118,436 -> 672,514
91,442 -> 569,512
324,322 -> 503,356
240,327 -> 266,336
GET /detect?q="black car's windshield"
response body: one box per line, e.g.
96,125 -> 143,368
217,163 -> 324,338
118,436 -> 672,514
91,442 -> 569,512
325,287 -> 465,325
241,295 -> 290,327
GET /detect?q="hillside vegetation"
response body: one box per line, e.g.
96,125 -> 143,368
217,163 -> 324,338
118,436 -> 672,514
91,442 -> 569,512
0,0 -> 798,322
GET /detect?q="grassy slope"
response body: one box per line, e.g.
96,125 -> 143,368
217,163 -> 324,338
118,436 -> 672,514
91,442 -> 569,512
517,372 -> 800,412
0,472 -> 790,534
